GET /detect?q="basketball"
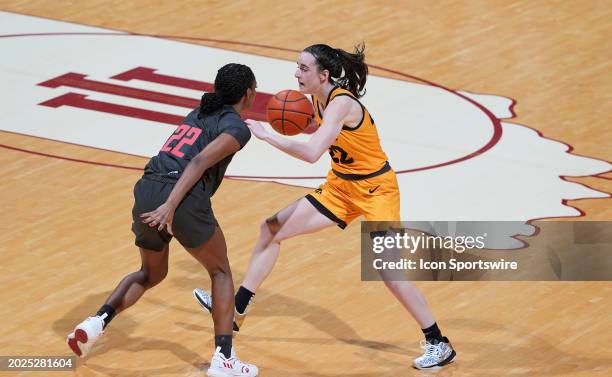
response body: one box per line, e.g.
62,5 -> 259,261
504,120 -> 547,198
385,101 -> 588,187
266,90 -> 314,136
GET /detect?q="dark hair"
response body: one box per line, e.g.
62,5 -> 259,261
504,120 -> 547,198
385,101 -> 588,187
199,63 -> 256,116
303,43 -> 368,98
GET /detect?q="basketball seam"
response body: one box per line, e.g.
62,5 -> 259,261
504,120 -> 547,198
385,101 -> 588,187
267,108 -> 313,116
270,117 -> 303,130
274,90 -> 310,103
281,90 -> 290,135
275,96 -> 309,103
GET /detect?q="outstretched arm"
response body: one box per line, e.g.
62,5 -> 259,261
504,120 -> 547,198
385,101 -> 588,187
246,96 -> 353,163
140,133 -> 241,234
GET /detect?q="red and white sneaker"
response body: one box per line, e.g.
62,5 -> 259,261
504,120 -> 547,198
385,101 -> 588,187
67,316 -> 104,357
207,346 -> 258,377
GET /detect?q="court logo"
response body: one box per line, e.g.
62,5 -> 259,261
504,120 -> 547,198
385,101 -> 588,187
1,11 -> 610,224
36,68 -> 271,124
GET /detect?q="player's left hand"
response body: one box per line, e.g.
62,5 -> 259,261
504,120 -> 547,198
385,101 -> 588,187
245,119 -> 268,139
140,202 -> 176,234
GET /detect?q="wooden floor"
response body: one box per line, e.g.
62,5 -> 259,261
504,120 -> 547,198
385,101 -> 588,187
0,1 -> 611,376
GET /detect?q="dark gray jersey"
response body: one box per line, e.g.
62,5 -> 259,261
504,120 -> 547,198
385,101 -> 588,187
144,105 -> 251,197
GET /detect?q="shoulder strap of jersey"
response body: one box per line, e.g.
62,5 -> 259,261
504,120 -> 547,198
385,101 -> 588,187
328,87 -> 356,103
328,87 -> 366,131
312,88 -> 364,129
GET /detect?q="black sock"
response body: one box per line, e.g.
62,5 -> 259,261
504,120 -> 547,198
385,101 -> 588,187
235,286 -> 255,314
215,335 -> 232,359
422,322 -> 444,343
95,304 -> 116,329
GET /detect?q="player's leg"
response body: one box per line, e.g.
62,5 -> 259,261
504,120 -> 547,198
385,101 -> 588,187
185,226 -> 258,376
359,172 -> 438,325
241,197 -> 336,292
100,178 -> 173,316
185,227 -> 234,336
67,245 -> 169,358
105,245 -> 170,313
193,193 -> 344,331
228,187 -> 356,332
380,260 -> 455,369
67,178 -> 177,358
219,197 -> 335,329
359,170 -> 456,369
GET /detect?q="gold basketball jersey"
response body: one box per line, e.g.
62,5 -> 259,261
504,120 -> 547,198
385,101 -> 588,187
312,87 -> 388,175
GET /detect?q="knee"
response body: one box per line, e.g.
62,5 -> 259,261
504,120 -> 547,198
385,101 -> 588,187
206,258 -> 232,280
208,266 -> 232,281
383,280 -> 419,297
259,220 -> 272,237
260,214 -> 284,243
383,279 -> 403,293
143,267 -> 167,288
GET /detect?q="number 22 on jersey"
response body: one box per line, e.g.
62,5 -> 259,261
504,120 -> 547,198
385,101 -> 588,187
160,124 -> 202,158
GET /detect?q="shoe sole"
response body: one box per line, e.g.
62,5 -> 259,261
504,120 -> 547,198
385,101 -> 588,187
67,329 -> 88,357
206,370 -> 229,377
207,369 -> 257,377
412,350 -> 457,370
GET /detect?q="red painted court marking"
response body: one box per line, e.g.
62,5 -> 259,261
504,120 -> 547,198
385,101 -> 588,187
0,26 -> 610,212
38,69 -> 269,122
0,11 -> 609,244
0,143 -> 141,171
39,92 -> 185,125
2,31 -> 503,177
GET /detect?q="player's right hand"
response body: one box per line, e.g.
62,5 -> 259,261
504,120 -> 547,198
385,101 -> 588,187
140,202 -> 176,235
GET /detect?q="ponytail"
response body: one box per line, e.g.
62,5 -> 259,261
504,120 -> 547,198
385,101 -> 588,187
199,92 -> 224,116
334,43 -> 367,98
304,43 -> 368,98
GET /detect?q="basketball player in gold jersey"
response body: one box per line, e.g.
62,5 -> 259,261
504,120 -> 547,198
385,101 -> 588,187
193,44 -> 456,370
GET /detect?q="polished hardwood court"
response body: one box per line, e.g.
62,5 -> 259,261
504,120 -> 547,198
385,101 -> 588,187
0,1 -> 610,376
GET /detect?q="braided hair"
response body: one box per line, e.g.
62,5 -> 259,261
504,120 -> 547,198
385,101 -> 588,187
199,63 -> 256,116
303,43 -> 368,98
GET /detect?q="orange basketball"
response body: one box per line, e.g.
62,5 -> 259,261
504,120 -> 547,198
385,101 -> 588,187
266,90 -> 314,136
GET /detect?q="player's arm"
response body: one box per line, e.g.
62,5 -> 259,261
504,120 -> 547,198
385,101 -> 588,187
140,133 -> 241,233
246,96 -> 352,163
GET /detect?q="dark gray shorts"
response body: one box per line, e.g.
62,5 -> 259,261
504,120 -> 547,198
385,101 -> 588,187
131,176 -> 217,251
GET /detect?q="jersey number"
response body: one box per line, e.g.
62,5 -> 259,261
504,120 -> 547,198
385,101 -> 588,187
160,124 -> 202,158
329,145 -> 354,164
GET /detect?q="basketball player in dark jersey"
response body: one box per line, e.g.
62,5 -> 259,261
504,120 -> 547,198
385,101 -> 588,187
194,44 -> 456,371
67,63 -> 258,377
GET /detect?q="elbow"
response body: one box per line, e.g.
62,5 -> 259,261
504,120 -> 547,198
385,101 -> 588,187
191,153 -> 205,166
190,153 -> 209,171
304,150 -> 324,164
304,155 -> 317,164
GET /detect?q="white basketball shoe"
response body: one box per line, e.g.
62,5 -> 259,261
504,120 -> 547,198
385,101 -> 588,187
412,337 -> 456,369
67,316 -> 105,357
207,346 -> 258,377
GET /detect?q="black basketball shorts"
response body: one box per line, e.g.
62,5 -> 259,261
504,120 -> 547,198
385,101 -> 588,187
131,176 -> 217,251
